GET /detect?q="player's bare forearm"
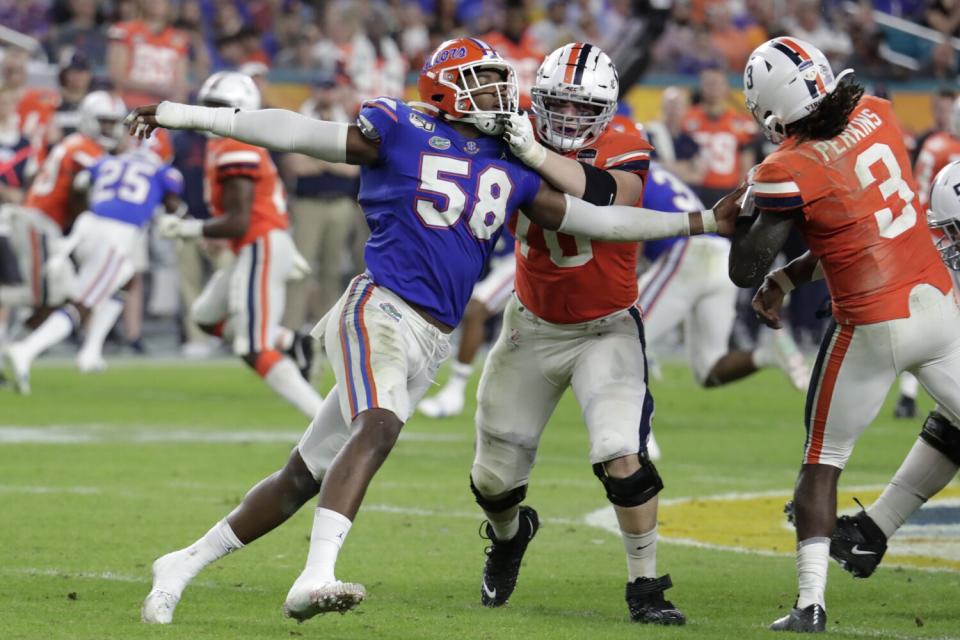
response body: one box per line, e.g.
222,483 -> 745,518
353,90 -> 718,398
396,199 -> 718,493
537,149 -> 586,196
202,177 -> 251,239
781,251 -> 821,288
729,208 -> 797,288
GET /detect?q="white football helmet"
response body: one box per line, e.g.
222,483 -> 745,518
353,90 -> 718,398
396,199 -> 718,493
928,160 -> 960,271
531,43 -> 618,152
197,71 -> 261,111
743,37 -> 853,144
78,91 -> 127,151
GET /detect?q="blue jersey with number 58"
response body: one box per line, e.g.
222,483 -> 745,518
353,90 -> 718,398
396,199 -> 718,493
87,152 -> 183,228
642,162 -> 705,262
356,98 -> 541,327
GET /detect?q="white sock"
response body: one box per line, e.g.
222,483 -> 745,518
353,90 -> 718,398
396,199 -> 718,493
443,361 -> 472,395
0,285 -> 32,306
867,438 -> 959,538
898,372 -> 919,400
156,519 -> 244,595
622,527 -> 657,581
16,308 -> 74,361
303,507 -> 352,583
796,537 -> 830,609
751,345 -> 776,369
79,297 -> 123,361
486,508 -> 519,542
263,357 -> 323,417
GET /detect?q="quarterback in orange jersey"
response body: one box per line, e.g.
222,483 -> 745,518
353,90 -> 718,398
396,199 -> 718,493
913,96 -> 960,205
471,44 -> 686,625
106,0 -> 189,107
731,37 -> 960,632
1,92 -> 125,312
682,66 -> 758,203
155,72 -> 321,419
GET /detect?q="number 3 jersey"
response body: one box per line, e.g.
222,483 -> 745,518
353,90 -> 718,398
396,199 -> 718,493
752,95 -> 952,325
356,98 -> 541,328
510,117 -> 653,324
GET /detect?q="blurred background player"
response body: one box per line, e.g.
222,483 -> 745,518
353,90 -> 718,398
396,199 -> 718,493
682,65 -> 757,206
477,43 -> 685,624
1,90 -> 125,325
4,144 -> 183,392
822,160 -> 960,581
417,228 -> 515,418
639,162 -> 809,391
735,37 -> 960,632
0,83 -> 30,366
155,71 -> 321,419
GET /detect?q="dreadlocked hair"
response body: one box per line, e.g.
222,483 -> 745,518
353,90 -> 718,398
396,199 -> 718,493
784,74 -> 865,143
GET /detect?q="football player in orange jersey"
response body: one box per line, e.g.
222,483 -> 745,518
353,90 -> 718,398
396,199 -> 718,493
682,66 -> 758,205
818,160 -> 960,583
1,91 -> 125,315
473,43 -> 686,624
731,37 -> 960,631
155,72 -> 322,419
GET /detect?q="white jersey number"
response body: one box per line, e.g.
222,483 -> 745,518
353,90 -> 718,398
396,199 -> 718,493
855,142 -> 918,239
90,158 -> 154,205
514,214 -> 594,268
414,154 -> 512,238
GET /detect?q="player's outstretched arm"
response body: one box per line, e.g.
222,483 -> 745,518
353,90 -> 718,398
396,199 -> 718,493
502,113 -> 642,205
126,103 -> 379,165
729,206 -> 798,288
522,181 -> 743,241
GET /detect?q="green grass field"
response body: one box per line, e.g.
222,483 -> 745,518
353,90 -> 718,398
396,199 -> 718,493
1,360 -> 958,640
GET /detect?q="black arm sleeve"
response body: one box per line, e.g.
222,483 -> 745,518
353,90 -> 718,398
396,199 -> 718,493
580,161 -> 619,206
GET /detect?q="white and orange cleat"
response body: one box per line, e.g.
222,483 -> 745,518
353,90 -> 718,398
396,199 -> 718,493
283,575 -> 366,621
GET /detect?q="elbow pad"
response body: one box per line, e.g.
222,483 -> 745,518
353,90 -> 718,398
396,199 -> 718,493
580,162 -> 618,206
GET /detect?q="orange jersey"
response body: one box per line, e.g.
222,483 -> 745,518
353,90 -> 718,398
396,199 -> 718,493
480,31 -> 543,109
683,105 -> 757,190
913,131 -> 960,206
205,137 -> 288,253
107,20 -> 189,107
511,125 -> 652,324
752,96 -> 952,326
16,88 -> 58,142
25,133 -> 102,229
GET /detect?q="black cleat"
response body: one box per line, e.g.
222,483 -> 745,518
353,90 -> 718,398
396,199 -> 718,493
287,331 -> 315,381
625,574 -> 686,625
480,506 -> 539,607
770,603 -> 826,632
830,500 -> 887,578
893,395 -> 917,419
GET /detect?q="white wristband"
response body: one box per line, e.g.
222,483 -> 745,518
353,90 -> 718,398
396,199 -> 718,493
700,209 -> 717,234
180,218 -> 204,239
767,268 -> 795,294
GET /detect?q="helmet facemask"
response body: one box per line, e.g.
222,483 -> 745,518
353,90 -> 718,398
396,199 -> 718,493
439,61 -> 518,135
532,87 -> 616,151
929,213 -> 960,271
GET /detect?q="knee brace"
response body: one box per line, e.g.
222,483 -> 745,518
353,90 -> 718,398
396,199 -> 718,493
919,411 -> 960,466
593,454 -> 663,508
470,474 -> 527,513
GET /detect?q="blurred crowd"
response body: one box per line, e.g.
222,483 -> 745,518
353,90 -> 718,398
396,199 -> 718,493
0,0 -> 956,357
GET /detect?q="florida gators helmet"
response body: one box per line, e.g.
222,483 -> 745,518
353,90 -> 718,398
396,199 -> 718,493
418,38 -> 518,136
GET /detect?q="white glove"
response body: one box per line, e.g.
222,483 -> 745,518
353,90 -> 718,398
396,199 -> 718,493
157,214 -> 203,240
502,112 -> 546,169
288,247 -> 312,281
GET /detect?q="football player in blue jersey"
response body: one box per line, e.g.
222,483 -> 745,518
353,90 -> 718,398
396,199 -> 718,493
130,37 -> 742,624
3,148 -> 183,391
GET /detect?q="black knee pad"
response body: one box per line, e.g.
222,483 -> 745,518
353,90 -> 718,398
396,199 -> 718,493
593,454 -> 663,508
919,411 -> 960,466
470,476 -> 527,512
